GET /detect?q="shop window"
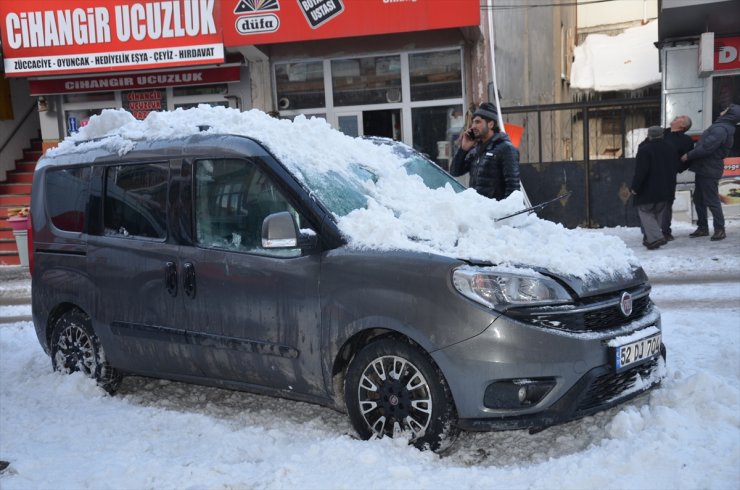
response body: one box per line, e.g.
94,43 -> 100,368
409,50 -> 462,102
64,109 -> 109,135
46,166 -> 92,233
104,163 -> 168,240
275,61 -> 326,110
63,92 -> 115,103
175,101 -> 230,110
173,84 -> 228,97
332,55 -> 402,106
411,105 -> 464,170
712,75 -> 740,159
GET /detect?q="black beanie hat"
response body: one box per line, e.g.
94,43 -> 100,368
473,102 -> 498,121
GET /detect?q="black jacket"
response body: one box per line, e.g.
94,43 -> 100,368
664,128 -> 694,173
631,138 -> 677,205
450,133 -> 520,200
686,103 -> 740,179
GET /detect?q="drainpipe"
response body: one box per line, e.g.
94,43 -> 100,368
486,0 -> 505,132
487,0 -> 532,207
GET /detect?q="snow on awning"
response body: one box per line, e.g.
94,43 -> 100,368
570,20 -> 660,92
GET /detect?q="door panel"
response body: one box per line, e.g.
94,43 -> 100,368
87,162 -> 205,377
178,157 -> 324,395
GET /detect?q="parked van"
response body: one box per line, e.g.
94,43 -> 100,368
31,108 -> 665,451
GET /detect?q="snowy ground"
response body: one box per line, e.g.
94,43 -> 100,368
1,222 -> 738,490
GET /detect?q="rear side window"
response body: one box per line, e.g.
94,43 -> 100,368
45,166 -> 91,232
104,163 -> 168,239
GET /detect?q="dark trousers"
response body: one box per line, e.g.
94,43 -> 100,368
693,175 -> 724,231
661,198 -> 674,235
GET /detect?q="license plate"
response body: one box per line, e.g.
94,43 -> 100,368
613,333 -> 661,371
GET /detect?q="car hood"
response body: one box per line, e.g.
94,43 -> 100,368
464,258 -> 649,299
539,266 -> 649,298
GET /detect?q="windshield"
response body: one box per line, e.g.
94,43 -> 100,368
299,140 -> 464,218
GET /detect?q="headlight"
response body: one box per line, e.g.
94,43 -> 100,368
452,267 -> 571,310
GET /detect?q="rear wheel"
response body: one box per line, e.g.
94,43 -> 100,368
50,310 -> 121,394
344,337 -> 459,452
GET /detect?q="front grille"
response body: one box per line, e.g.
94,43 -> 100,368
577,358 -> 659,413
583,295 -> 651,330
506,286 -> 652,332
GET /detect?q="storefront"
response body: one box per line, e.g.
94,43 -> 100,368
661,33 -> 740,219
1,0 -> 481,168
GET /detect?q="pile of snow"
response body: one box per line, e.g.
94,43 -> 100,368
571,20 -> 660,92
45,106 -> 638,279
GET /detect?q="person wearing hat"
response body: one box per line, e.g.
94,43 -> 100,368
680,103 -> 740,241
630,126 -> 678,250
449,102 -> 520,200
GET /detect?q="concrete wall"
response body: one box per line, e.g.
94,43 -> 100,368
577,0 -> 657,30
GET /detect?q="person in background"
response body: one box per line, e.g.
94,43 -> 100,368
681,103 -> 740,241
450,102 -> 520,200
631,126 -> 676,250
661,115 -> 695,241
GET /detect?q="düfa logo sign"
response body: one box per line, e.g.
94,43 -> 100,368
234,0 -> 281,35
298,0 -> 344,29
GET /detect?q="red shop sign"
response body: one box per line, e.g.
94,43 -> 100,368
29,65 -> 241,95
222,0 -> 480,47
715,36 -> 740,71
1,0 -> 224,76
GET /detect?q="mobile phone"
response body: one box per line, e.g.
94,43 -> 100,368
466,129 -> 475,139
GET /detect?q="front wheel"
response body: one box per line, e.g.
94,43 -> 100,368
50,309 -> 122,394
344,337 -> 459,452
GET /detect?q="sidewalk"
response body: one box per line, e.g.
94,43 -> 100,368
0,266 -> 31,323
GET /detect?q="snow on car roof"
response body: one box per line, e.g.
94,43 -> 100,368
44,106 -> 638,280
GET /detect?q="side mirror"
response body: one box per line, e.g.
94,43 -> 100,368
261,212 -> 299,248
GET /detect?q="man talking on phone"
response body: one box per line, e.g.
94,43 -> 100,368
450,102 -> 521,200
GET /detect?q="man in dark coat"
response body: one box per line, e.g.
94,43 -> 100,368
662,115 -> 695,241
450,102 -> 520,200
681,103 -> 740,241
631,126 -> 677,249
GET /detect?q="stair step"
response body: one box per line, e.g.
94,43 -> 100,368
30,139 -> 43,151
0,229 -> 14,241
22,149 -> 43,161
11,162 -> 37,173
0,183 -> 33,194
5,173 -> 34,184
0,195 -> 31,206
0,253 -> 21,266
0,240 -> 19,252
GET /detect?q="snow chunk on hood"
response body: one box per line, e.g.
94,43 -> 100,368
45,106 -> 640,280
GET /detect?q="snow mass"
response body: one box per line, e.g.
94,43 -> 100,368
44,105 -> 639,280
571,19 -> 661,92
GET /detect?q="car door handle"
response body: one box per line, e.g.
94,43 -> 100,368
165,261 -> 178,297
183,262 -> 196,298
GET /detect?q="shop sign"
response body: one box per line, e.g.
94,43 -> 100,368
715,36 -> 740,71
28,65 -> 240,95
1,0 -> 224,77
224,0 -> 479,46
122,88 -> 167,120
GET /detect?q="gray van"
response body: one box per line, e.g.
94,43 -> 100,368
31,122 -> 665,451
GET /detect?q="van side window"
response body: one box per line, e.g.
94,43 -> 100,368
195,158 -> 300,257
104,163 -> 168,239
45,166 -> 92,233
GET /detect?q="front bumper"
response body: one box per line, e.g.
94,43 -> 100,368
431,306 -> 665,430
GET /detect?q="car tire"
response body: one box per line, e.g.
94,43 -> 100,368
344,337 -> 459,452
50,309 -> 122,394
